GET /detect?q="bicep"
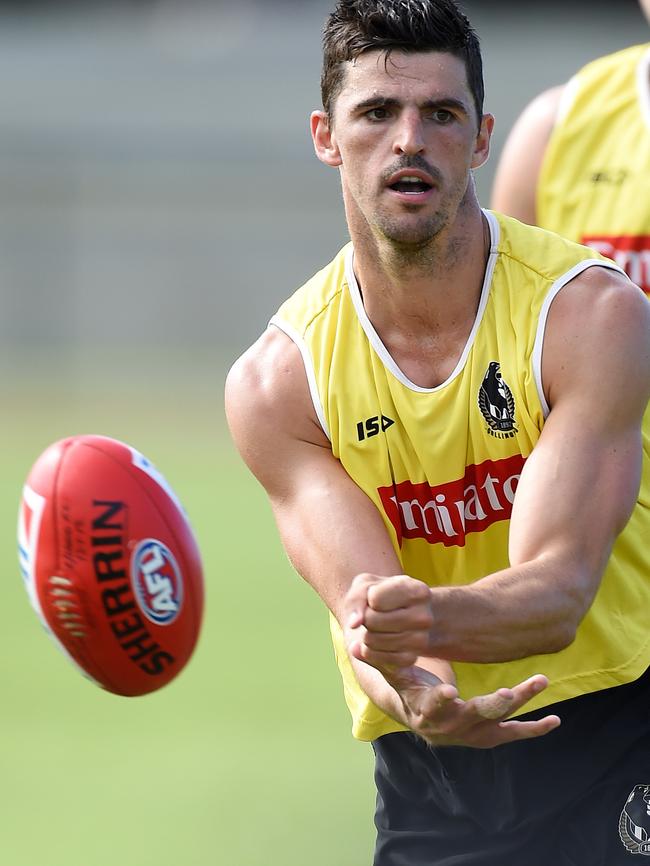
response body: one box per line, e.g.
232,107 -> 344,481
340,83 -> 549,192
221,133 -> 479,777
270,447 -> 402,619
491,86 -> 564,224
225,328 -> 401,621
509,408 -> 642,584
509,270 -> 650,586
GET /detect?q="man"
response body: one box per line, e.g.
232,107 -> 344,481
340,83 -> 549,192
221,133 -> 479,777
225,1 -> 650,863
491,1 -> 650,294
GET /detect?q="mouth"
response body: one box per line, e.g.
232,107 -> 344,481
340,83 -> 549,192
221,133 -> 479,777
388,175 -> 434,195
384,168 -> 436,202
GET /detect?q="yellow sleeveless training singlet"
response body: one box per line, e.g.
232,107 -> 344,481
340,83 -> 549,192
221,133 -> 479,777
538,44 -> 650,294
271,211 -> 650,742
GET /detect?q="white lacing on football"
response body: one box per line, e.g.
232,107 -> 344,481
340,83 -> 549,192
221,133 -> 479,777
48,576 -> 87,638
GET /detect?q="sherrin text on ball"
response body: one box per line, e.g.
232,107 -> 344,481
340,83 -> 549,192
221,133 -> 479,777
17,435 -> 204,696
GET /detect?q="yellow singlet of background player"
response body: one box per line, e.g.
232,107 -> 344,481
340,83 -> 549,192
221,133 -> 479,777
538,44 -> 650,294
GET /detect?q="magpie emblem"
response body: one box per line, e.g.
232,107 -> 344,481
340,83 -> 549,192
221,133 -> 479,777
619,785 -> 650,855
478,362 -> 518,439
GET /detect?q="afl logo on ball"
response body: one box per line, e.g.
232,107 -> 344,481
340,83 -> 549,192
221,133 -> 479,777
131,539 -> 183,625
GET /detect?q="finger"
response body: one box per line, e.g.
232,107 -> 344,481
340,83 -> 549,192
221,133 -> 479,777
367,575 -> 431,612
455,714 -> 561,749
473,688 -> 515,720
472,675 -> 549,721
492,714 -> 561,744
346,609 -> 364,630
503,674 -> 550,714
351,640 -> 419,671
344,572 -> 378,629
363,605 -> 433,633
363,628 -> 430,653
510,673 -> 549,697
415,682 -> 460,715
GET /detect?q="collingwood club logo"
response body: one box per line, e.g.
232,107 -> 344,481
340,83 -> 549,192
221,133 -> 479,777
620,786 -> 650,855
478,362 -> 518,440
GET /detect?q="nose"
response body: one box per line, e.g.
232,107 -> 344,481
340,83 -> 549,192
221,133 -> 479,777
393,109 -> 425,156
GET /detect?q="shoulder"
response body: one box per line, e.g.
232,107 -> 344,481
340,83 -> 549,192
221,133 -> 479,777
226,326 -> 326,444
543,266 -> 650,413
226,245 -> 352,459
273,243 -> 351,339
549,45 -> 649,126
491,212 -> 606,282
225,327 -> 330,489
226,326 -> 298,410
548,265 -> 650,341
574,43 -> 649,84
491,44 -> 647,223
490,85 -> 565,223
518,84 -> 566,130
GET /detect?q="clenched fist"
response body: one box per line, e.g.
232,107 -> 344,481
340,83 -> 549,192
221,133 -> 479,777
345,572 -> 435,670
343,572 -> 561,748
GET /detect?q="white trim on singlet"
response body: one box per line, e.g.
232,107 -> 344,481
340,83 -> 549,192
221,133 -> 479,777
636,46 -> 650,132
269,315 -> 331,441
556,73 -> 581,124
343,209 -> 501,394
532,259 -> 626,418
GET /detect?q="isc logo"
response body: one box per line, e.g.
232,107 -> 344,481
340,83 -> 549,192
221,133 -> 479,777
357,414 -> 395,442
131,539 -> 183,625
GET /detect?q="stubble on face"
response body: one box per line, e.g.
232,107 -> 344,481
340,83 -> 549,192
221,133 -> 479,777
348,154 -> 475,274
386,162 -> 474,242
374,154 -> 448,246
331,50 -> 484,274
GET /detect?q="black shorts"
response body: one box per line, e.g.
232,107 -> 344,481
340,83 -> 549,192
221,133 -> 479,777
372,668 -> 650,865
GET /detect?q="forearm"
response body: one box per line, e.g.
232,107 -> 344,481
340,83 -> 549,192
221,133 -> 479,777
428,555 -> 596,662
348,655 -> 423,727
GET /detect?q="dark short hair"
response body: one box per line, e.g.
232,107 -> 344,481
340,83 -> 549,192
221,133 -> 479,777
321,0 -> 484,123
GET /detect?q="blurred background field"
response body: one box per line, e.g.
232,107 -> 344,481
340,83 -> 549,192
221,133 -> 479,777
1,1 -> 647,864
3,368 -> 374,866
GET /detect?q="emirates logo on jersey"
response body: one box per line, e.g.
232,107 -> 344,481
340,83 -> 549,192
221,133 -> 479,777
582,235 -> 650,293
378,454 -> 526,548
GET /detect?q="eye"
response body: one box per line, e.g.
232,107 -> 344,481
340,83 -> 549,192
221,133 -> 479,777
432,109 -> 454,124
366,107 -> 390,121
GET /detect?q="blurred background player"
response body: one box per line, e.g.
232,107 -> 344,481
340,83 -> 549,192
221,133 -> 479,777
491,0 -> 650,294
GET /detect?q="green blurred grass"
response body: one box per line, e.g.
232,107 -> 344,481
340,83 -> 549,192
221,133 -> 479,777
1,355 -> 375,866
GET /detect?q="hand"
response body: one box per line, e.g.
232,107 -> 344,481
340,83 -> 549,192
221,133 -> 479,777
381,665 -> 561,748
345,572 -> 436,669
343,573 -> 560,747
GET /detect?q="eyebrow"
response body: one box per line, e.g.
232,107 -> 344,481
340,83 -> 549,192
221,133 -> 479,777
351,95 -> 470,116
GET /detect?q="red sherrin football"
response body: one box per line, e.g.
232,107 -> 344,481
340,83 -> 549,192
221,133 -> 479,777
17,435 -> 204,696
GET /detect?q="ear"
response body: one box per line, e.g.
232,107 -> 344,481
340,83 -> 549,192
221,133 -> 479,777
471,113 -> 494,170
311,110 -> 342,167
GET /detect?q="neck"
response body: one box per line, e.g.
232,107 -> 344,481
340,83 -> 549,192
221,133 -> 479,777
349,195 -> 490,340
